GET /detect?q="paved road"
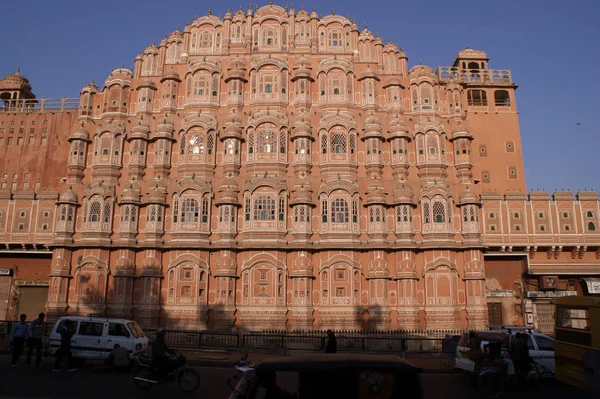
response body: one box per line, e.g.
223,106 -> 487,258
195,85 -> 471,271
0,356 -> 582,399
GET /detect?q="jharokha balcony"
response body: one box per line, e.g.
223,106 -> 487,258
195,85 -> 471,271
436,67 -> 513,85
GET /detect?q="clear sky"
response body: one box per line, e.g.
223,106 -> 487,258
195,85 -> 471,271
2,0 -> 599,193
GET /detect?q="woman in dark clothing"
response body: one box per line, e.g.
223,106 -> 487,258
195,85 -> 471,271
325,330 -> 337,353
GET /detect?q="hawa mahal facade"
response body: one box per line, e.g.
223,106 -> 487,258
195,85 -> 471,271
0,3 -> 599,333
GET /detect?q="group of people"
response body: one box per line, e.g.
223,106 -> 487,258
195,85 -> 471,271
9,312 -> 47,368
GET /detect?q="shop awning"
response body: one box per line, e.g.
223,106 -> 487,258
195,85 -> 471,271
582,278 -> 600,294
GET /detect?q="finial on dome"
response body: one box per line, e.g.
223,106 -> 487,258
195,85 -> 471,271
301,4 -> 304,10
269,0 -> 273,4
400,45 -> 404,51
466,44 -> 469,49
228,7 -> 231,12
255,4 -> 258,12
332,8 -> 335,15
419,59 -> 423,65
176,25 -> 180,31
121,63 -> 124,68
91,78 -> 95,84
16,66 -> 21,74
207,8 -> 211,16
285,4 -> 288,12
364,23 -> 367,30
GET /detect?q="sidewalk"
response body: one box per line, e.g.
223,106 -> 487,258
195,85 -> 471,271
185,349 -> 458,373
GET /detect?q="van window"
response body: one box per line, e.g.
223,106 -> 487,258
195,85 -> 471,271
79,322 -> 104,337
108,323 -> 130,337
56,319 -> 78,333
127,322 -> 145,338
534,335 -> 554,351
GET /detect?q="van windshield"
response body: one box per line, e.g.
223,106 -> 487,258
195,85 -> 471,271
127,322 -> 145,338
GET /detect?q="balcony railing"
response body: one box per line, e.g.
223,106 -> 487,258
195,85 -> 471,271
437,67 -> 512,85
1,98 -> 79,113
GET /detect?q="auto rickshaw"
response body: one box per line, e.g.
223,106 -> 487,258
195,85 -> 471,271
227,353 -> 424,399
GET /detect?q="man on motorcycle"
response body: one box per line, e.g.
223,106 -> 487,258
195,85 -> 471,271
152,328 -> 180,379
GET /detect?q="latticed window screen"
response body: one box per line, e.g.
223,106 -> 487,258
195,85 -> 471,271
130,207 -> 137,222
331,133 -> 346,153
67,207 -> 73,222
279,130 -> 287,153
206,134 -> 214,155
173,200 -> 178,223
463,208 -> 468,222
321,134 -> 328,154
322,199 -> 328,222
352,199 -> 358,223
188,134 -> 204,154
248,132 -> 254,153
123,206 -> 130,222
423,203 -> 430,223
89,201 -> 101,222
375,207 -> 382,222
245,197 -> 251,220
103,203 -> 111,223
149,207 -> 156,222
60,207 -> 67,221
254,195 -> 276,220
257,131 -> 276,153
433,201 -> 446,223
223,206 -> 231,222
182,199 -> 199,222
470,207 -> 476,221
279,197 -> 285,221
201,197 -> 209,222
331,198 -> 349,223
156,207 -> 163,222
349,134 -> 356,154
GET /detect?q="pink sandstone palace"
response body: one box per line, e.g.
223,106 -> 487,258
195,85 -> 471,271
0,3 -> 598,334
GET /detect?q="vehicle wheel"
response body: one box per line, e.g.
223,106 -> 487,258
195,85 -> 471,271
133,367 -> 155,390
476,370 -> 504,399
178,368 -> 201,392
535,371 -> 554,388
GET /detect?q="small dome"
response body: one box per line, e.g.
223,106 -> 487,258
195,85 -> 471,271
215,254 -> 237,276
398,46 -> 407,58
121,187 -> 141,204
292,254 -> 313,276
216,177 -> 240,206
137,77 -> 156,90
457,47 -> 488,60
409,64 -> 437,81
290,183 -> 314,206
459,187 -> 480,205
358,27 -> 375,41
368,257 -> 389,278
0,68 -> 32,92
383,42 -> 399,53
81,79 -> 99,94
394,182 -> 414,204
383,76 -> 402,88
224,8 -> 232,19
131,117 -> 151,136
69,125 -> 89,142
388,115 -> 410,140
359,66 -> 379,81
451,124 -> 472,141
366,179 -> 387,205
59,188 -> 78,204
146,186 -> 167,204
161,68 -> 181,82
292,110 -> 313,138
363,114 -> 382,138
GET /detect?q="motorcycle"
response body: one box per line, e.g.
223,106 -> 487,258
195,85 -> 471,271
132,351 -> 201,393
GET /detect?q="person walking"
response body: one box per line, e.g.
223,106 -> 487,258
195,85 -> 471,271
10,314 -> 28,368
25,312 -> 46,368
325,329 -> 337,353
53,321 -> 76,372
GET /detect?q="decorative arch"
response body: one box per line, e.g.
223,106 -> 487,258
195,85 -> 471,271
74,260 -> 109,305
166,256 -> 210,306
423,258 -> 458,276
319,257 -> 362,307
240,254 -> 287,307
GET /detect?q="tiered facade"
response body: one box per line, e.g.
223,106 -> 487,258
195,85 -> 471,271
1,3 -> 598,332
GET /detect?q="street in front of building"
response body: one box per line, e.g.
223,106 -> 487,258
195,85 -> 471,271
0,355 -> 584,399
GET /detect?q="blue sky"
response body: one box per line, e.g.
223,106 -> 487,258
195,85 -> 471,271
2,0 -> 599,193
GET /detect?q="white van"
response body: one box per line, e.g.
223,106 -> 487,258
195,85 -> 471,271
49,316 -> 148,361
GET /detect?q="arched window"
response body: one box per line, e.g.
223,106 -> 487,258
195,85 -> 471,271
199,31 -> 213,49
587,211 -> 594,218
89,201 -> 101,222
265,84 -> 273,93
494,90 -> 510,106
188,134 -> 204,154
103,202 -> 111,223
254,195 -> 276,220
331,198 -> 349,222
433,201 -> 446,223
257,130 -> 276,153
467,90 -> 487,106
589,222 -> 596,231
182,199 -> 199,222
60,207 -> 67,221
331,133 -> 346,153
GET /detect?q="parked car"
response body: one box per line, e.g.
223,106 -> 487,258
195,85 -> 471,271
48,316 -> 148,361
227,353 -> 424,399
455,330 -> 555,374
